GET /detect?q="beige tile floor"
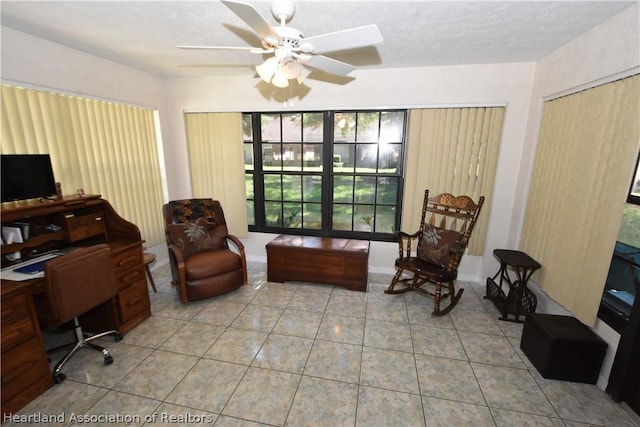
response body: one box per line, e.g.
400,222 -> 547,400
6,262 -> 639,427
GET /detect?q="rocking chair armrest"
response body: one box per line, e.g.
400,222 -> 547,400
396,230 -> 421,240
396,230 -> 421,258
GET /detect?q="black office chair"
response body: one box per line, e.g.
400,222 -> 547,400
37,244 -> 123,384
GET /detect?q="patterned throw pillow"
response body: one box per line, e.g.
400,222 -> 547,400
418,224 -> 462,268
167,220 -> 216,258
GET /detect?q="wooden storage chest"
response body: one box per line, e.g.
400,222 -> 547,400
266,235 -> 370,291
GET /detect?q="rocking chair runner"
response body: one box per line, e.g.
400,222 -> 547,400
385,190 -> 485,315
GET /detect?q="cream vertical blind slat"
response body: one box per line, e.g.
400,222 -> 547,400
184,112 -> 248,237
520,75 -> 640,326
402,107 -> 505,255
0,84 -> 165,246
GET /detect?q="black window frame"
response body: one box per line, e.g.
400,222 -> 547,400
244,110 -> 407,242
627,152 -> 640,205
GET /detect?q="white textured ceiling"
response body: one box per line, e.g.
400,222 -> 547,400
1,1 -> 636,79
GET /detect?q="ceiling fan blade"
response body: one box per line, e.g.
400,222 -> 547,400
304,55 -> 356,76
221,0 -> 279,40
178,45 -> 269,54
301,24 -> 383,54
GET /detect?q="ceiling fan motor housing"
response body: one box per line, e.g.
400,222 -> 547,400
271,0 -> 296,23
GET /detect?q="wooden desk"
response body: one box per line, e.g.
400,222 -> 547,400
266,235 -> 370,291
1,195 -> 151,415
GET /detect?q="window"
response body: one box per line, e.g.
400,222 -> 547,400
244,110 -> 406,240
599,152 -> 640,333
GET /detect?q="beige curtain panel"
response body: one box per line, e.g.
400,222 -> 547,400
520,75 -> 640,326
184,112 -> 248,237
1,84 -> 165,246
402,107 -> 505,255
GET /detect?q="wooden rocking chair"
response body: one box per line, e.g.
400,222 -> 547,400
385,190 -> 485,315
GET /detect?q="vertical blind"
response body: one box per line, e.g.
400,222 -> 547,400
520,75 -> 640,325
184,112 -> 248,237
1,84 -> 165,246
402,107 -> 505,255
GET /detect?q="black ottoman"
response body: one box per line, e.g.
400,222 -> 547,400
520,313 -> 607,384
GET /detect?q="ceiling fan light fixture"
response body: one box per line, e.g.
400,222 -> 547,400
281,59 -> 301,79
272,68 -> 290,88
256,57 -> 278,83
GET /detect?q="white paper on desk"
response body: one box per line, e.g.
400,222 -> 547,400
1,252 -> 62,281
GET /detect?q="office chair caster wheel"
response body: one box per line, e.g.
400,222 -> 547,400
104,354 -> 114,365
53,373 -> 66,384
113,332 -> 123,342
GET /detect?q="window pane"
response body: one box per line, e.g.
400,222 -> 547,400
354,176 -> 376,204
334,112 -> 356,142
303,175 -> 322,203
263,143 -> 281,170
265,201 -> 282,227
376,177 -> 398,204
282,113 -> 302,142
378,143 -> 401,173
356,112 -> 380,142
354,204 -> 375,232
333,204 -> 353,230
303,113 -> 323,142
631,159 -> 640,199
374,205 -> 396,233
264,175 -> 282,201
245,173 -> 254,199
618,203 -> 640,248
283,202 -> 302,228
334,144 -> 355,172
282,143 -> 301,171
261,114 -> 280,141
247,201 -> 255,226
380,111 -> 405,142
242,114 -> 253,141
356,144 -> 378,172
302,143 -> 322,171
303,202 -> 322,229
334,176 -> 354,203
282,174 -> 302,201
244,143 -> 254,170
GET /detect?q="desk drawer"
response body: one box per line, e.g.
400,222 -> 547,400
63,211 -> 106,242
1,337 -> 50,403
112,248 -> 142,276
118,279 -> 149,323
116,266 -> 146,290
2,293 -> 31,324
1,317 -> 35,350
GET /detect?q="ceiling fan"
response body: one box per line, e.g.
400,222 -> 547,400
178,0 -> 384,88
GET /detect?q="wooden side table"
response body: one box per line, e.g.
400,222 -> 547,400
143,252 -> 157,293
485,249 -> 541,322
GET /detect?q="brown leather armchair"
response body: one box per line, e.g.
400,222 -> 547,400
163,198 -> 247,302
